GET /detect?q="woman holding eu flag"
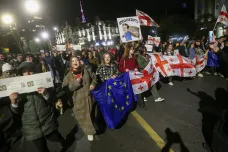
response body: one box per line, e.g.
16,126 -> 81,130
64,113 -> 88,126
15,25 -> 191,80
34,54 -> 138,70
96,53 -> 120,82
62,51 -> 97,141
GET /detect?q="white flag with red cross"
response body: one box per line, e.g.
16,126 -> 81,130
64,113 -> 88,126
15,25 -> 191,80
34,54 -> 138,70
136,10 -> 159,27
163,55 -> 196,77
150,54 -> 174,77
129,60 -> 159,94
216,5 -> 228,26
188,53 -> 208,73
148,35 -> 160,47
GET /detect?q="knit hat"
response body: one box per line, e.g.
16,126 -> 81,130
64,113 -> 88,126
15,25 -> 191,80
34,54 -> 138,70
18,61 -> 36,72
2,63 -> 13,72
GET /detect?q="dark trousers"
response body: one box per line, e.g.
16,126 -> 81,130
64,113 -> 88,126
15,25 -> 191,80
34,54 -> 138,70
25,130 -> 64,152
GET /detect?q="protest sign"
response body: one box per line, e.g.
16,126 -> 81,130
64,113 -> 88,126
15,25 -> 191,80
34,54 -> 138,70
117,16 -> 142,43
56,45 -> 66,51
145,44 -> 153,52
0,72 -> 53,98
71,44 -> 82,50
148,35 -> 160,47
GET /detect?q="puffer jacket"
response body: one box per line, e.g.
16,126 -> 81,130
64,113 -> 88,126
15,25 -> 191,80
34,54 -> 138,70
12,92 -> 58,141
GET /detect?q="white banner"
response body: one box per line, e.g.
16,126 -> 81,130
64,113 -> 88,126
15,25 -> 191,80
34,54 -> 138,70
0,72 -> 53,98
148,36 -> 160,47
71,44 -> 82,51
117,16 -> 142,43
56,45 -> 66,51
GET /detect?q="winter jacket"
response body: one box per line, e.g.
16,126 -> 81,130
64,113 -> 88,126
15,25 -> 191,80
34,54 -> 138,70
119,57 -> 139,73
189,48 -> 195,60
11,91 -> 58,141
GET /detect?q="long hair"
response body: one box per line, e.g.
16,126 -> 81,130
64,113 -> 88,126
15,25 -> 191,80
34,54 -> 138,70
101,53 -> 114,65
122,43 -> 132,59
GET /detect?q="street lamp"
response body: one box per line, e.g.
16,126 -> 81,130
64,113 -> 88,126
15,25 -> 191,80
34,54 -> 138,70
41,31 -> 49,39
53,27 -> 58,31
25,0 -> 40,13
35,38 -> 40,42
2,14 -> 13,24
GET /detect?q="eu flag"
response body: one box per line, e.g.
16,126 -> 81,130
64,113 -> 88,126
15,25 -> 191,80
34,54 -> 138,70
91,73 -> 137,129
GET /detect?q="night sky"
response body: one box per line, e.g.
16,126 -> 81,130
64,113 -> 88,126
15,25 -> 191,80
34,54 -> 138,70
48,0 -> 194,24
0,0 -> 194,25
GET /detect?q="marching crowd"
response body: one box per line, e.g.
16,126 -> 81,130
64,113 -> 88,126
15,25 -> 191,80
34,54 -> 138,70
0,35 -> 228,152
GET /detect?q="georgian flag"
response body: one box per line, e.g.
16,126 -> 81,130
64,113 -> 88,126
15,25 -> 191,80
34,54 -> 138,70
216,5 -> 228,26
148,35 -> 160,47
150,54 -> 174,77
136,9 -> 159,27
129,60 -> 159,94
163,55 -> 196,77
188,53 -> 208,73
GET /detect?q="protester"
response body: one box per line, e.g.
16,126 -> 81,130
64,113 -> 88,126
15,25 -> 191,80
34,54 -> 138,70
96,53 -> 120,82
163,43 -> 174,86
0,63 -> 16,79
137,48 -> 165,105
9,61 -> 64,152
62,53 -> 97,141
0,52 -> 5,76
119,44 -> 139,73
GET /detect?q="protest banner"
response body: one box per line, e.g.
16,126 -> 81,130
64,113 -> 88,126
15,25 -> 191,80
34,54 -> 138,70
148,35 -> 160,47
71,44 -> 82,50
56,45 -> 66,51
0,72 -> 53,98
117,16 -> 142,43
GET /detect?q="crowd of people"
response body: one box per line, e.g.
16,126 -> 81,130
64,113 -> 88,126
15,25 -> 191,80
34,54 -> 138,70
0,35 -> 228,152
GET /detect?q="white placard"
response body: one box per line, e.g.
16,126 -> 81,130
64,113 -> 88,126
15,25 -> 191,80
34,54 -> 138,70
56,45 -> 66,51
145,45 -> 153,52
173,49 -> 179,56
148,35 -> 160,47
0,72 -> 53,98
71,45 -> 81,51
40,50 -> 44,53
117,16 -> 142,43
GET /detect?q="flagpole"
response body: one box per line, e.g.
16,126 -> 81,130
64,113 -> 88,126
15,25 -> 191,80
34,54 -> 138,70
212,22 -> 217,33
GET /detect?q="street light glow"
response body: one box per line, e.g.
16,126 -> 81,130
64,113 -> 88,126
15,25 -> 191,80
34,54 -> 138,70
35,38 -> 40,42
41,32 -> 49,39
2,14 -> 13,24
25,0 -> 40,13
53,27 -> 58,31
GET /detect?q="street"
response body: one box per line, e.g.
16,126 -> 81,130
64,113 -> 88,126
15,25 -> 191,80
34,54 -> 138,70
11,74 -> 228,152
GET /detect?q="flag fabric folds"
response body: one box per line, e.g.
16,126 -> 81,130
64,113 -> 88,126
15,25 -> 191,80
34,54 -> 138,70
136,9 -> 159,27
129,60 -> 159,94
163,55 -> 196,77
216,5 -> 228,26
91,73 -> 136,129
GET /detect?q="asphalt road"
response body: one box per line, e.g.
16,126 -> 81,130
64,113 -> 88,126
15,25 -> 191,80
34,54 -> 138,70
11,74 -> 228,152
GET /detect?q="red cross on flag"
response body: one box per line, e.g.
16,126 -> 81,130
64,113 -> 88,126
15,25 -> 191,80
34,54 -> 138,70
150,54 -> 173,77
148,35 -> 160,47
129,60 -> 159,94
187,53 -> 208,73
163,55 -> 196,77
136,9 -> 159,27
216,5 -> 228,26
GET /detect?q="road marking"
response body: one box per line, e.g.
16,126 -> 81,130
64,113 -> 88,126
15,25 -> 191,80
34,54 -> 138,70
131,111 -> 175,152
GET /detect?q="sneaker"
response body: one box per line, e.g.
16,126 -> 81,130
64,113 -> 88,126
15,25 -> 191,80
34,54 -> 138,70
143,97 -> 147,102
155,97 -> 165,102
204,72 -> 210,75
213,73 -> 218,76
88,135 -> 94,141
168,82 -> 174,86
198,73 -> 204,77
218,73 -> 224,77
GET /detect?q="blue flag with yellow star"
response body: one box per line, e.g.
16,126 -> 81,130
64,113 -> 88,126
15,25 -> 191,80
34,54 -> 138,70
91,73 -> 137,129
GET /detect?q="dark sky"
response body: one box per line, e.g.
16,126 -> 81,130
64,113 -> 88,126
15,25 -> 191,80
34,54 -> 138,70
0,0 -> 194,25
48,0 -> 194,24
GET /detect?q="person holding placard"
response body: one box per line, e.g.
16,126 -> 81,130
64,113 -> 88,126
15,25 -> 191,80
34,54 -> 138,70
9,61 -> 64,152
